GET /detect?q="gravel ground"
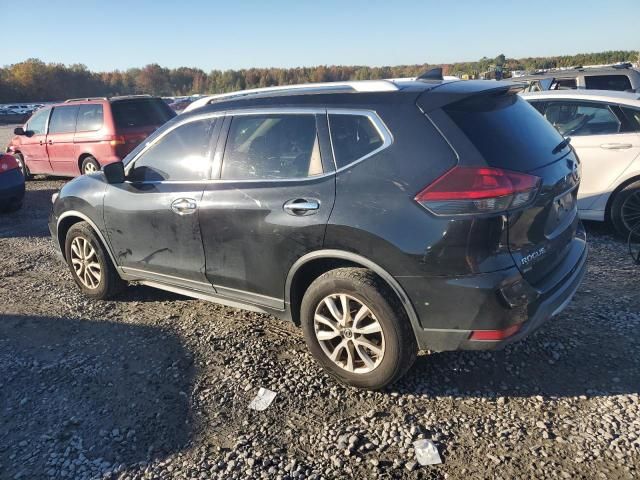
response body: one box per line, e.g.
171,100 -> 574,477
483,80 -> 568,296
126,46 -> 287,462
1,125 -> 639,479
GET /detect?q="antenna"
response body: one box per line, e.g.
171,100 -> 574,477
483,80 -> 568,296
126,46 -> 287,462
416,67 -> 443,81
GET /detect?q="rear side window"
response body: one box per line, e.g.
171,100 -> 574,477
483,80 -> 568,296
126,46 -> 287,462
25,108 -> 50,135
584,75 -> 632,91
543,101 -> 620,136
444,93 -> 567,171
76,104 -> 103,131
128,118 -> 215,182
329,114 -> 384,168
111,99 -> 176,129
221,114 -> 322,180
551,78 -> 577,90
619,106 -> 640,132
49,106 -> 79,134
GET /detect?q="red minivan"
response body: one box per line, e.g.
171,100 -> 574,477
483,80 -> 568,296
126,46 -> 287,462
6,96 -> 176,177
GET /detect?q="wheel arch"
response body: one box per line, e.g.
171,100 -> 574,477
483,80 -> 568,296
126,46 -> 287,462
57,211 -> 117,267
604,174 -> 640,222
285,250 -> 421,341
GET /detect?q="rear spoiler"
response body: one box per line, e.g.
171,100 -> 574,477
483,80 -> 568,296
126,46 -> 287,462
416,80 -> 527,112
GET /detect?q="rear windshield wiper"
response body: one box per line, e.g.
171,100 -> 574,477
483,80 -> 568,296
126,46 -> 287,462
552,136 -> 571,155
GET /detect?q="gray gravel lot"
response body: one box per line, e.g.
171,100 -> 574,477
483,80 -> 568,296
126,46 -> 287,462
0,124 -> 639,479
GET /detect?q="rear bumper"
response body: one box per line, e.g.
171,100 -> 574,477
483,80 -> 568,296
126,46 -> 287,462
401,234 -> 588,352
0,169 -> 25,205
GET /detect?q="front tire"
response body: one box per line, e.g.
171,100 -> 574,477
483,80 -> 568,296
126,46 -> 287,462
611,180 -> 640,239
300,268 -> 417,390
81,156 -> 100,175
64,221 -> 125,299
14,153 -> 31,180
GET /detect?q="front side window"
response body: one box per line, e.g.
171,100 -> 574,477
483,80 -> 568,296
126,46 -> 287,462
221,114 -> 322,180
76,104 -> 104,131
329,114 -> 384,168
543,101 -> 621,136
584,75 -> 632,91
49,106 -> 79,134
128,118 -> 216,182
26,108 -> 50,135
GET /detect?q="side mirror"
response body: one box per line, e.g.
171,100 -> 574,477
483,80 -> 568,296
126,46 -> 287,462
102,162 -> 125,184
14,127 -> 25,136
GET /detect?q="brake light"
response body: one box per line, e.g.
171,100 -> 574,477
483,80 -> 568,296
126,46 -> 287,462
414,166 -> 541,215
0,154 -> 19,172
109,136 -> 126,146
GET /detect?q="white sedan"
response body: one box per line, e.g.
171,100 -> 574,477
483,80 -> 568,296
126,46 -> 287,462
522,90 -> 640,237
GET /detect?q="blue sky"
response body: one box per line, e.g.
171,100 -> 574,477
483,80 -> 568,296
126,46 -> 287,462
4,0 -> 638,71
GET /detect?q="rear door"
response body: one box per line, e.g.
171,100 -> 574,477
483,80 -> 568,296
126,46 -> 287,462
19,107 -> 52,174
541,100 -> 640,211
104,116 -> 220,289
198,110 -> 335,309
46,105 -> 79,176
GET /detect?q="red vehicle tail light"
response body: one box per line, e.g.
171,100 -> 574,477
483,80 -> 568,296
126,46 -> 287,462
0,154 -> 20,173
414,166 -> 541,215
109,135 -> 126,146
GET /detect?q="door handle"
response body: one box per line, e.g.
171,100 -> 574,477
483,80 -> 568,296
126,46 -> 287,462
39,140 -> 44,146
600,143 -> 632,150
171,198 -> 197,215
47,140 -> 53,145
283,198 -> 320,216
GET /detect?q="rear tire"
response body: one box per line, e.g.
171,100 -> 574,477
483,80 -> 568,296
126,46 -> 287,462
81,156 -> 100,175
611,180 -> 640,239
64,221 -> 125,299
300,267 -> 417,390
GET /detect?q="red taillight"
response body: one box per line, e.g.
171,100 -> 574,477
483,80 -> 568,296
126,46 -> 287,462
469,324 -> 521,341
0,154 -> 19,173
414,166 -> 541,215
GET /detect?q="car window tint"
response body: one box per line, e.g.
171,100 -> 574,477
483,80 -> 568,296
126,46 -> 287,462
584,75 -> 632,91
221,114 -> 322,180
620,107 -> 640,132
550,78 -> 577,90
112,99 -> 176,129
128,118 -> 215,182
49,106 -> 79,134
543,102 -> 620,136
76,104 -> 104,131
529,101 -> 546,114
26,108 -> 50,135
329,114 -> 384,168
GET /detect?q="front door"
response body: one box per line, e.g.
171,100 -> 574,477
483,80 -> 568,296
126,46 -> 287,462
46,105 -> 80,176
199,111 -> 336,309
19,107 -> 52,174
103,116 -> 220,290
542,100 -> 640,210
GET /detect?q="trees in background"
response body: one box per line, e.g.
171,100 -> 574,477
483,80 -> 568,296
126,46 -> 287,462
0,50 -> 636,102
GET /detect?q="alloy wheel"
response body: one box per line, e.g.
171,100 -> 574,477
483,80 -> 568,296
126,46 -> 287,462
313,293 -> 385,374
621,191 -> 640,236
83,162 -> 98,174
70,236 -> 102,289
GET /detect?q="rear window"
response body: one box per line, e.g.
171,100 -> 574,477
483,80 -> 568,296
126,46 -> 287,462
584,75 -> 632,91
111,99 -> 176,129
444,92 -> 567,171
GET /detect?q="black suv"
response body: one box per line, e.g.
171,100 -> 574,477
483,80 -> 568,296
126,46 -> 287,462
49,76 -> 587,389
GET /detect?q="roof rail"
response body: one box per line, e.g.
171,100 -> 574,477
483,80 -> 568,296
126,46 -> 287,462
183,80 -> 400,113
64,97 -> 108,103
110,94 -> 154,101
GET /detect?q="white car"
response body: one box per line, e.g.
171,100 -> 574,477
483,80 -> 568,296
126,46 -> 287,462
522,90 -> 640,237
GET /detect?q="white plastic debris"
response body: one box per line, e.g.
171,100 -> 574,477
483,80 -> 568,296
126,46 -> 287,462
248,387 -> 277,411
413,439 -> 442,465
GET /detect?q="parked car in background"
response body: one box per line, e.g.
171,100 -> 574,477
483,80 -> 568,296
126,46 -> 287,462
0,153 -> 25,212
514,64 -> 640,93
522,90 -> 640,237
50,77 -> 586,389
7,95 -> 175,177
